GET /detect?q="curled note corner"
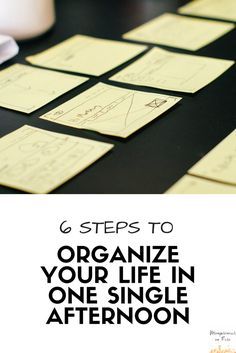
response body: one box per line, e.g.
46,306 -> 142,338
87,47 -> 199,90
0,34 -> 19,65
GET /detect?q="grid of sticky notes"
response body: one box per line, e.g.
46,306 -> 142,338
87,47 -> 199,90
0,125 -> 113,194
166,130 -> 236,194
123,13 -> 234,51
39,83 -> 181,138
0,0 -> 236,194
26,34 -> 147,76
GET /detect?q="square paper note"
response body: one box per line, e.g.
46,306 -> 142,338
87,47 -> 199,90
110,47 -> 234,93
0,64 -> 88,113
26,35 -> 147,76
123,13 -> 234,51
188,130 -> 236,186
40,83 -> 181,138
165,175 -> 236,194
0,125 -> 113,193
178,0 -> 236,22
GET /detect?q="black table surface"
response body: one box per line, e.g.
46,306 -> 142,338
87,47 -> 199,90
0,0 -> 235,194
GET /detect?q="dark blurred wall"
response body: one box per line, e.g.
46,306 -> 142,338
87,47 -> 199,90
56,0 -> 190,39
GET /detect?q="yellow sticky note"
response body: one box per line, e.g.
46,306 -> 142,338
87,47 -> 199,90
123,13 -> 234,51
0,64 -> 88,113
188,130 -> 236,186
110,47 -> 234,93
26,35 -> 147,76
40,83 -> 181,138
165,175 -> 236,194
178,0 -> 236,22
0,125 -> 113,193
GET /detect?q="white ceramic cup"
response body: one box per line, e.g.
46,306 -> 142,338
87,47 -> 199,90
0,0 -> 55,40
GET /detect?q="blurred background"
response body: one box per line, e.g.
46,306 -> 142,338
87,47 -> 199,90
0,0 -> 190,42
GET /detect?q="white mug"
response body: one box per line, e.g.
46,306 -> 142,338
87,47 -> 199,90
0,0 -> 55,40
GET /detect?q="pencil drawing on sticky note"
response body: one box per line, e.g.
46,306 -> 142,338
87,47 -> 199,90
0,64 -> 87,113
188,130 -> 236,186
123,13 -> 234,51
0,125 -> 113,193
26,34 -> 147,76
40,83 -> 181,138
110,48 -> 234,93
